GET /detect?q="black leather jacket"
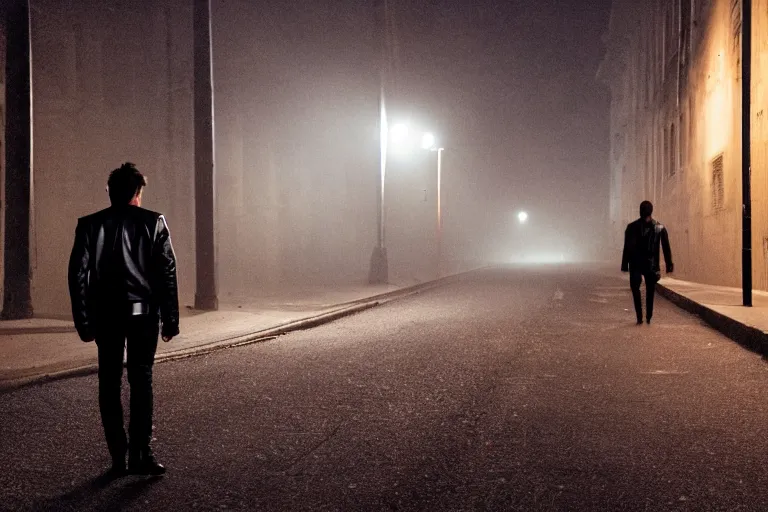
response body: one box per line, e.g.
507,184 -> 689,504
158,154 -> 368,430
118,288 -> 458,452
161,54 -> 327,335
68,205 -> 180,341
621,218 -> 673,274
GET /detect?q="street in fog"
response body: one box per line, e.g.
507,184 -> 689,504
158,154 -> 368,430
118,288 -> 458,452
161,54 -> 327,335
3,0 -> 768,510
2,267 -> 767,511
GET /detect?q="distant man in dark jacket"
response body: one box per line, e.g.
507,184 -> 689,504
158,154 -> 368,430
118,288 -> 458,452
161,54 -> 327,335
621,200 -> 673,324
68,163 -> 179,477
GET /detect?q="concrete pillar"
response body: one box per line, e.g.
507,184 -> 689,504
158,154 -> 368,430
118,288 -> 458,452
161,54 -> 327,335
193,0 -> 217,310
2,0 -> 32,320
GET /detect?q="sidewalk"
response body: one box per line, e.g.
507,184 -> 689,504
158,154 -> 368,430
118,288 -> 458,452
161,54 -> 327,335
0,280 -> 442,391
657,277 -> 768,356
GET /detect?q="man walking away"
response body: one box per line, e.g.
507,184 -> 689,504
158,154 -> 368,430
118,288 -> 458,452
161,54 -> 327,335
68,163 -> 179,477
621,200 -> 673,325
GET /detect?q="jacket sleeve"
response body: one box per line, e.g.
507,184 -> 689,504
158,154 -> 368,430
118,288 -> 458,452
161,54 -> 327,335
153,215 -> 180,338
661,227 -> 673,272
621,226 -> 630,272
68,219 -> 93,341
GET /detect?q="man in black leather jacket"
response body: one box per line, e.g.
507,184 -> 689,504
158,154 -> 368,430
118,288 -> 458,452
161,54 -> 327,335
68,162 -> 179,477
621,200 -> 673,325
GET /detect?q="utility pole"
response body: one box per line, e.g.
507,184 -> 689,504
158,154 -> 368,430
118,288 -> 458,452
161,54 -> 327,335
742,0 -> 752,307
2,0 -> 33,320
193,0 -> 218,310
369,0 -> 391,284
436,147 -> 444,278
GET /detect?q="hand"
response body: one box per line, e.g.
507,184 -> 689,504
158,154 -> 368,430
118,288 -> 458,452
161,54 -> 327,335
162,335 -> 173,342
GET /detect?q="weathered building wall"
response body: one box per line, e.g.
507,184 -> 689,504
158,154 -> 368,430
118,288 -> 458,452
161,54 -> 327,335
24,0 -> 452,317
602,0 -> 768,289
30,0 -> 195,318
750,0 -> 768,290
211,0 -> 382,298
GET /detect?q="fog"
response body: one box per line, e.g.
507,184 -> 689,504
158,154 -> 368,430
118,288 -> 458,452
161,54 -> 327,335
212,0 -> 613,289
5,0 -> 612,316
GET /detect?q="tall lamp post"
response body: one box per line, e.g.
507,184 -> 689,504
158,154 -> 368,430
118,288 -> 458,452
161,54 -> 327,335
373,124 -> 444,281
421,132 -> 444,277
369,0 -> 392,284
742,0 -> 752,307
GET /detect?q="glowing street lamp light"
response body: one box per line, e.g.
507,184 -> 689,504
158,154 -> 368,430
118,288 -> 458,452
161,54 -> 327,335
421,132 -> 436,150
383,123 -> 445,277
390,123 -> 410,148
518,211 -> 529,224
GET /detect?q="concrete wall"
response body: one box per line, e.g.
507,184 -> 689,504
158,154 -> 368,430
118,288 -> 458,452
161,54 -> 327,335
601,0 -> 768,289
211,0 -> 381,299
751,0 -> 768,291
29,0 -> 195,318
18,0 -> 467,317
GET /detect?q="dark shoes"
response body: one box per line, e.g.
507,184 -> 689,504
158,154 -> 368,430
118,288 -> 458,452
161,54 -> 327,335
646,317 -> 652,324
107,459 -> 127,478
128,450 -> 166,476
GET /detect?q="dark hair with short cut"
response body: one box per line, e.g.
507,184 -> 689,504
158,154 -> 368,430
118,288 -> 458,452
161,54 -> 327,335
639,200 -> 653,218
107,162 -> 146,205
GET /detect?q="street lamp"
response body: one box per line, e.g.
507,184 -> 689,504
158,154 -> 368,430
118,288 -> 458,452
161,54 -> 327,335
518,211 -> 528,224
434,146 -> 445,276
375,122 -> 445,279
419,133 -> 444,278
391,123 -> 410,147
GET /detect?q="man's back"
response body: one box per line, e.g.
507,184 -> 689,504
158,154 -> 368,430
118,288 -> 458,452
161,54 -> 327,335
69,204 -> 179,339
621,217 -> 673,273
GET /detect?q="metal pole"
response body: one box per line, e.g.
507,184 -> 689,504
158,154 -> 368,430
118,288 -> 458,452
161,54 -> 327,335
2,0 -> 33,319
742,0 -> 752,307
436,147 -> 443,277
193,0 -> 218,310
369,0 -> 389,284
380,92 -> 387,251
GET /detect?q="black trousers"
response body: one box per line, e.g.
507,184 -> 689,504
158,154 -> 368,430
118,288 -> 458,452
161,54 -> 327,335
629,268 -> 659,321
95,314 -> 160,462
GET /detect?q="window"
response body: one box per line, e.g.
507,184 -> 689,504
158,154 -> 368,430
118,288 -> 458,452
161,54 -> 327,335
694,0 -> 710,26
711,154 -> 724,211
665,1 -> 679,63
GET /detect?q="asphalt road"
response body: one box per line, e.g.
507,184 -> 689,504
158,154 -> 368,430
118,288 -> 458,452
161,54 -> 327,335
1,266 -> 768,511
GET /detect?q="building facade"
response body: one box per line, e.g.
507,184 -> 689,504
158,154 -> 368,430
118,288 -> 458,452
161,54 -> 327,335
601,0 -> 768,290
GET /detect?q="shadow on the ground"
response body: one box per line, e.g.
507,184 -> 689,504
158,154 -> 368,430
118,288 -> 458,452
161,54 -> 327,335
28,471 -> 162,511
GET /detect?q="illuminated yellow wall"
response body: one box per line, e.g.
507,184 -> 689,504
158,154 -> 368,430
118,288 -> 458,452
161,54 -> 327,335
610,0 -> 750,288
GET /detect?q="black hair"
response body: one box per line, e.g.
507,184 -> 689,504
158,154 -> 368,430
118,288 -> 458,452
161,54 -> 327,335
639,200 -> 653,218
107,162 -> 146,205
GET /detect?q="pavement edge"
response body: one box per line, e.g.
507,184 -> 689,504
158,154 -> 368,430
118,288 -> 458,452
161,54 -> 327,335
656,283 -> 767,357
0,268 -> 483,394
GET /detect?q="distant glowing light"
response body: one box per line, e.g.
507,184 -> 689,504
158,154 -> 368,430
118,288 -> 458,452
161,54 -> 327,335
421,132 -> 436,150
391,123 -> 410,147
517,211 -> 528,224
509,252 -> 571,265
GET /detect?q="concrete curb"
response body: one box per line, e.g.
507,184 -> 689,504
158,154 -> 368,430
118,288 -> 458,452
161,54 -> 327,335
0,268 -> 482,394
656,283 -> 767,356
